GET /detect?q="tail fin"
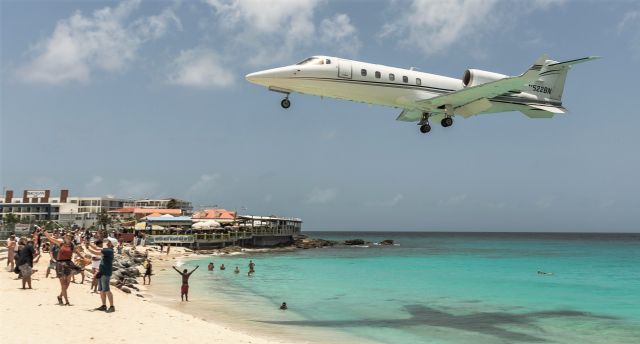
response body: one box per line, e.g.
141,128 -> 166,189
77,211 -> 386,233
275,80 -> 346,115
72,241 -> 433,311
536,56 -> 600,101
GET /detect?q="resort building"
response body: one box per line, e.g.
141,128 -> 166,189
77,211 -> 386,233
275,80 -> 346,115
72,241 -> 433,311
124,198 -> 193,215
109,208 -> 183,221
192,208 -> 237,224
0,189 -> 127,227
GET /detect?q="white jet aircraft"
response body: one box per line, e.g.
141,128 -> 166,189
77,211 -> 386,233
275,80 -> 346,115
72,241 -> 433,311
245,54 -> 598,134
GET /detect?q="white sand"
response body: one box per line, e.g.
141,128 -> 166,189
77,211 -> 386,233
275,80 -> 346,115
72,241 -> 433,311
0,246 -> 295,344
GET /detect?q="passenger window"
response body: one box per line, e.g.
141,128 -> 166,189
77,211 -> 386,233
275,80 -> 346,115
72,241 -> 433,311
389,73 -> 395,81
361,69 -> 367,77
403,76 -> 408,83
326,59 -> 331,64
416,78 -> 421,86
375,71 -> 381,79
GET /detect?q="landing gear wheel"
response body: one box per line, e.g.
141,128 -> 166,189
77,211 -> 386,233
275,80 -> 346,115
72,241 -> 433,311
441,117 -> 453,128
280,98 -> 291,109
420,124 -> 431,134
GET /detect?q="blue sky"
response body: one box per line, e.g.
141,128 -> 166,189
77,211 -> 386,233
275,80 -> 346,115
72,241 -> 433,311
1,0 -> 639,231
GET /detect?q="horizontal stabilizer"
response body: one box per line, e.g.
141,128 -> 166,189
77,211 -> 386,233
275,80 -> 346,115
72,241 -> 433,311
547,56 -> 601,69
528,104 -> 567,113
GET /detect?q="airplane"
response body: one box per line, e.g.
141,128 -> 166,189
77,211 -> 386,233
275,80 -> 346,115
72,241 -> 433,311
245,54 -> 599,134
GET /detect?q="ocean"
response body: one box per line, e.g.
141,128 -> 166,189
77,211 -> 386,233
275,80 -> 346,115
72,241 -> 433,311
151,232 -> 640,344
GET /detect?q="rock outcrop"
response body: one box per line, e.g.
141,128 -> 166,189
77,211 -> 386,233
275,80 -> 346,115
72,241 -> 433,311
294,237 -> 337,249
380,239 -> 394,245
344,239 -> 366,246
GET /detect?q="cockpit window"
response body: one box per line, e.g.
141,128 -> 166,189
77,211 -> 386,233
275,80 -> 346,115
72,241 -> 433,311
297,57 -> 325,65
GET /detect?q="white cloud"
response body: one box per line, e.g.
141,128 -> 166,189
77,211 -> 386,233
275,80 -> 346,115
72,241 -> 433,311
17,0 -> 181,84
617,10 -> 640,57
116,179 -> 158,198
205,0 -> 320,65
485,201 -> 506,209
365,194 -> 404,207
167,48 -> 234,88
187,173 -> 220,196
438,194 -> 467,207
380,0 -> 564,56
535,196 -> 555,209
84,176 -> 104,192
319,14 -> 362,57
305,187 -> 337,204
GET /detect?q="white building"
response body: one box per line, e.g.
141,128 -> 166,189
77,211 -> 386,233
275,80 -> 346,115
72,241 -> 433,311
0,189 -> 127,227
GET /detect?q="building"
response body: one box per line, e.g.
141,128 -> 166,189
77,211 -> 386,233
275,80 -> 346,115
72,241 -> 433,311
109,208 -> 183,221
125,198 -> 193,215
0,189 -> 127,227
192,208 -> 237,224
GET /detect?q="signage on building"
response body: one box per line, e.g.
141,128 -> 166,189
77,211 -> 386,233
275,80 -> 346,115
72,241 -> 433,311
26,190 -> 46,198
147,235 -> 194,244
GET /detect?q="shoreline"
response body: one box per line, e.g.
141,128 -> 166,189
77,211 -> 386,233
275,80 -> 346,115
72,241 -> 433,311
0,245 -> 297,344
144,246 -> 378,344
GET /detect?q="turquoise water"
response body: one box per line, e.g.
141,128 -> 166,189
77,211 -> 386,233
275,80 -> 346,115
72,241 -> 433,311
169,232 -> 640,343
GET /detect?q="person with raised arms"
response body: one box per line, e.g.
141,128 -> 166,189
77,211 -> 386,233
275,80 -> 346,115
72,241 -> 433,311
43,230 -> 83,305
172,265 -> 199,302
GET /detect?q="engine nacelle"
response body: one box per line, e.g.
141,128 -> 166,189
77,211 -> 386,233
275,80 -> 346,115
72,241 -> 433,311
462,69 -> 508,87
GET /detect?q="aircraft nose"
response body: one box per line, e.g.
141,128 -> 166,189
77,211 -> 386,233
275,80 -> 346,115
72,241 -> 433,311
245,70 -> 270,83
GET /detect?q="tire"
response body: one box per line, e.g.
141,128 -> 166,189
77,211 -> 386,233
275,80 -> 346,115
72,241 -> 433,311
441,117 -> 453,127
281,99 -> 291,109
420,124 -> 431,133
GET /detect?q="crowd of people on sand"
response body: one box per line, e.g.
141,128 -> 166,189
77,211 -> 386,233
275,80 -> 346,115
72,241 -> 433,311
6,227 -> 284,310
4,226 -> 126,313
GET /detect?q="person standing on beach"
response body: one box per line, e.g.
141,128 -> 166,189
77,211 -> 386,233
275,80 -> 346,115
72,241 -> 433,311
6,233 -> 16,272
172,265 -> 199,302
86,238 -> 116,313
17,239 -> 36,289
45,233 -> 60,278
44,231 -> 83,306
89,240 -> 103,293
143,259 -> 152,285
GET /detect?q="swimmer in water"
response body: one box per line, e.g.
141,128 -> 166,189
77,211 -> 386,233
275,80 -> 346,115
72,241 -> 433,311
234,266 -> 240,274
207,262 -> 214,271
537,271 -> 553,275
220,264 -> 226,270
280,302 -> 287,310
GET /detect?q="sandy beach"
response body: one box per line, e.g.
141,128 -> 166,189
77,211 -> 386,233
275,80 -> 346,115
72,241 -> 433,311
0,246 -> 295,344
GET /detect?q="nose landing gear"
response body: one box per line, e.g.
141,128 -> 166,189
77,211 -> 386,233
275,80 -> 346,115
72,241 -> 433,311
280,97 -> 291,109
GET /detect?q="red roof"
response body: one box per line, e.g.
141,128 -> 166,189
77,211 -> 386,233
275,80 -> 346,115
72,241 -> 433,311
192,208 -> 236,219
109,208 -> 182,215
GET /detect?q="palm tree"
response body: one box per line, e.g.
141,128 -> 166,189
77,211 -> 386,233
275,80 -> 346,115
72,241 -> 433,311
97,209 -> 112,231
166,198 -> 179,209
2,213 -> 19,232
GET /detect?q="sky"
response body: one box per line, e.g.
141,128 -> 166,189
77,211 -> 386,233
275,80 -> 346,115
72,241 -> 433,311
1,0 -> 639,232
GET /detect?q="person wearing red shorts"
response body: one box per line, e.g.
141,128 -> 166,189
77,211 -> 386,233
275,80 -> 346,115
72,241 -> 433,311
172,265 -> 199,301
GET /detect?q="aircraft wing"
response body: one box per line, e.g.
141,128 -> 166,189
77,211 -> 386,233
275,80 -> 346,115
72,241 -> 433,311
415,55 -> 548,117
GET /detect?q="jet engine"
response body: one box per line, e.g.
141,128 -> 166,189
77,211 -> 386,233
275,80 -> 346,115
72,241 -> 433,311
462,69 -> 508,88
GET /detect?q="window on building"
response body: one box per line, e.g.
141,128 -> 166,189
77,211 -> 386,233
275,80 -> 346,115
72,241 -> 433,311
403,76 -> 408,83
389,73 -> 395,81
375,71 -> 381,78
361,69 -> 367,76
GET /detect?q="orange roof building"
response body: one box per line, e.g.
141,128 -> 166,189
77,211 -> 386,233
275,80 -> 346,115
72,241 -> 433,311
109,208 -> 182,220
192,208 -> 237,223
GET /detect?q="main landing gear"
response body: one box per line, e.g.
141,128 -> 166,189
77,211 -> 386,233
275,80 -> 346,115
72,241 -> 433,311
418,112 -> 431,134
280,97 -> 291,109
418,112 -> 454,134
